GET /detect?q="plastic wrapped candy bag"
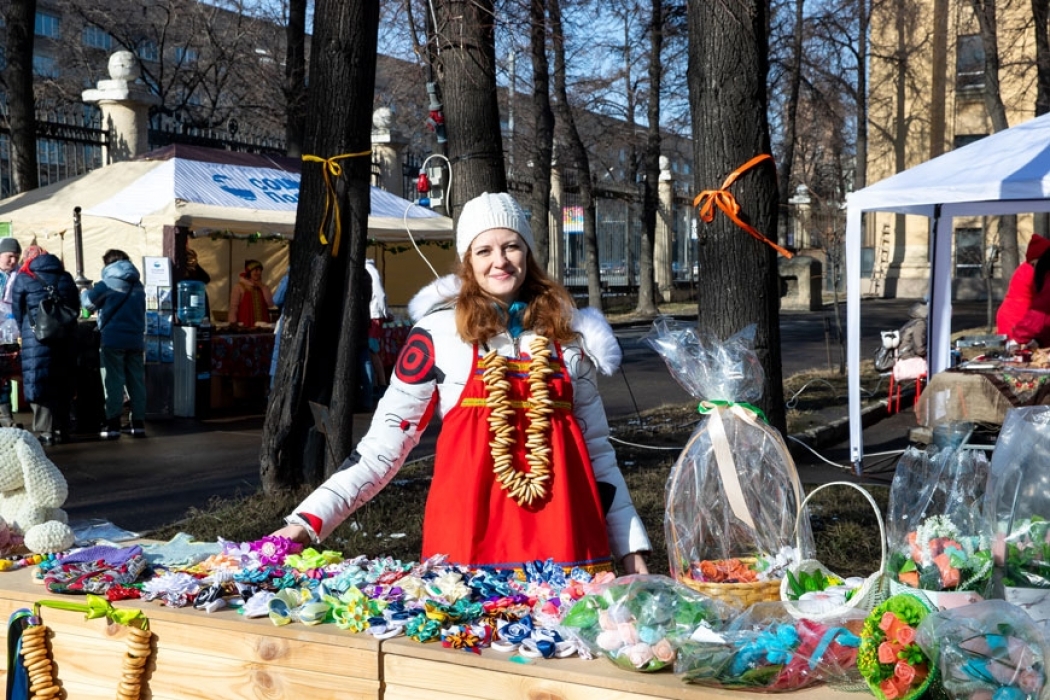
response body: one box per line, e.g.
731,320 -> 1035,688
885,445 -> 992,607
915,599 -> 1046,700
674,601 -> 862,692
559,574 -> 731,672
644,320 -> 812,603
984,407 -> 1050,620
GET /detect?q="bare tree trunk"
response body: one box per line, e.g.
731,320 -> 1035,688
971,0 -> 1018,278
528,0 -> 554,268
550,0 -> 602,309
5,0 -> 39,193
283,0 -> 308,157
776,0 -> 804,206
260,0 -> 379,492
1034,0 -> 1050,236
929,0 -> 949,158
430,0 -> 507,219
686,0 -> 786,431
855,0 -> 869,190
635,0 -> 662,317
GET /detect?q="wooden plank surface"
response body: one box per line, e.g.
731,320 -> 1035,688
381,636 -> 863,700
0,565 -> 381,699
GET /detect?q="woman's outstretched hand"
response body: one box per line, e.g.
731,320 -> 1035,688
271,523 -> 312,546
620,552 -> 649,575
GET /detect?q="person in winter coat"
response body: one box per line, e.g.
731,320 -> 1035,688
997,235 -> 1050,336
81,250 -> 147,439
0,237 -> 21,427
273,192 -> 651,575
896,302 -> 928,361
11,246 -> 80,445
1008,252 -> 1050,349
228,259 -> 274,328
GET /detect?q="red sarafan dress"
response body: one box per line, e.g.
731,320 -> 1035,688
422,342 -> 612,571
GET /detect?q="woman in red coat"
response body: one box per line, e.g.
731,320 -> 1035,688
1009,252 -> 1050,347
998,235 -> 1050,335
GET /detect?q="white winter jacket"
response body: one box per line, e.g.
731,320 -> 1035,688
286,276 -> 652,561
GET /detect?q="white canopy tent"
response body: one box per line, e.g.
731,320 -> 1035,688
846,111 -> 1050,472
0,144 -> 453,313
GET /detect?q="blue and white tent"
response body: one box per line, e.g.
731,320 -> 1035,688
0,144 -> 453,310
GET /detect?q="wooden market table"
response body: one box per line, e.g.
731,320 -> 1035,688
0,565 -> 380,700
380,636 -> 859,700
0,564 -> 861,700
918,365 -> 1050,428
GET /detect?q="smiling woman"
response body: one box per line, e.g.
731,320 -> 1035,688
273,192 -> 653,577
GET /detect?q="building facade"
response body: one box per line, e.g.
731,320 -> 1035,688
866,0 -> 1040,299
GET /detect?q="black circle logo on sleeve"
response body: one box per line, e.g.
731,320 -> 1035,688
394,327 -> 445,385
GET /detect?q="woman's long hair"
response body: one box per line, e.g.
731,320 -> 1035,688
1036,252 -> 1050,292
455,250 -> 577,346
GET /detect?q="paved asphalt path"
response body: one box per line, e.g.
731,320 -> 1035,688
42,298 -> 990,535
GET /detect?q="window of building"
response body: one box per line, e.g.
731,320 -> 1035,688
174,46 -> 198,64
34,12 -> 60,38
955,227 -> 983,278
32,54 -> 58,78
138,40 -> 159,62
956,34 -> 985,90
82,25 -> 112,50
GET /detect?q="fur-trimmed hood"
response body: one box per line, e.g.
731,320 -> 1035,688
407,275 -> 622,376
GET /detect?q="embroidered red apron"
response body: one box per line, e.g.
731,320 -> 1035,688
423,342 -> 612,571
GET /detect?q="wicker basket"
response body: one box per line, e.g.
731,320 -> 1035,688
677,558 -> 783,609
780,481 -> 888,621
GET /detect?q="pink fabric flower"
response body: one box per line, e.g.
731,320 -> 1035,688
249,535 -> 302,565
596,630 -> 622,652
624,643 -> 654,669
652,638 -> 676,664
879,678 -> 900,699
894,624 -> 915,646
1018,669 -> 1044,694
617,621 -> 639,645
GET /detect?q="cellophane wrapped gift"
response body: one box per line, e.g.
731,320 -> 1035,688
559,574 -> 731,672
644,320 -> 812,606
885,445 -> 992,607
674,601 -> 863,692
984,406 -> 1050,619
915,599 -> 1046,700
857,592 -> 936,700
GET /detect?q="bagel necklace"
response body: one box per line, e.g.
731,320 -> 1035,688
482,334 -> 555,507
20,606 -> 152,700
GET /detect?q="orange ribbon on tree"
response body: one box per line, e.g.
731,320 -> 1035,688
301,150 -> 372,257
692,153 -> 794,259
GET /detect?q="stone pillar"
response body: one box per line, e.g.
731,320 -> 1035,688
371,107 -> 409,198
548,165 -> 565,282
654,156 -> 675,302
82,51 -> 161,162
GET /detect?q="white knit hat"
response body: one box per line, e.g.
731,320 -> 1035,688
456,192 -> 535,259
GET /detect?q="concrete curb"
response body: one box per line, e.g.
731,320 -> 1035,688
787,382 -> 919,460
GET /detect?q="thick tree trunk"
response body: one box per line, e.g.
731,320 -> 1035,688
686,0 -> 786,431
528,0 -> 554,269
430,0 -> 507,219
1034,0 -> 1050,235
635,0 -> 662,317
283,0 -> 308,157
550,0 -> 602,310
854,0 -> 869,191
5,0 -> 38,193
260,0 -> 379,492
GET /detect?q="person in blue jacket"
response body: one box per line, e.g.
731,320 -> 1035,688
11,246 -> 80,445
81,250 -> 147,439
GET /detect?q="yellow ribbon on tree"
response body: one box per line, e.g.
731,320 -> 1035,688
301,150 -> 372,257
693,154 -> 794,259
36,594 -> 149,629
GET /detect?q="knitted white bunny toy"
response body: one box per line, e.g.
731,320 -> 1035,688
0,429 -> 75,553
